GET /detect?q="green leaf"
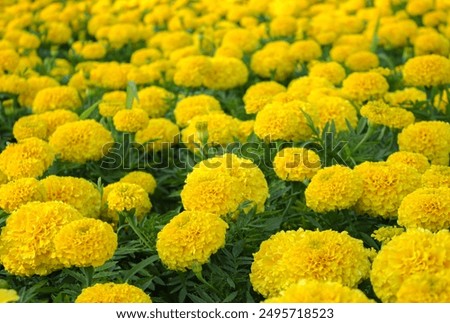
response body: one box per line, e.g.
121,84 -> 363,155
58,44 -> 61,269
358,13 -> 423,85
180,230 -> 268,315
79,101 -> 100,120
123,255 -> 159,281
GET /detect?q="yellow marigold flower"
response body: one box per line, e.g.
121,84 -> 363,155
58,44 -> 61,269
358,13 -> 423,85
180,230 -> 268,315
0,201 -> 83,276
0,74 -> 26,95
107,23 -> 140,49
371,226 -> 405,245
250,229 -> 373,298
288,76 -> 335,101
133,86 -> 174,118
13,115 -> 48,141
237,120 -> 255,142
345,51 -> 380,72
398,121 -> 450,165
173,55 -> 212,88
329,45 -> 360,63
174,95 -> 223,128
75,283 -> 151,303
40,175 -> 101,218
386,151 -> 430,174
135,118 -> 179,152
169,46 -> 200,65
113,108 -> 149,133
254,101 -> 316,141
269,15 -> 297,38
0,178 -> 43,213
0,49 -> 20,73
32,86 -> 81,114
214,45 -> 243,59
90,63 -> 129,90
378,20 -> 418,49
342,72 -> 389,102
130,48 -> 162,66
156,211 -> 228,271
422,166 -> 450,188
289,40 -> 322,63
396,270 -> 450,303
314,96 -> 358,131
403,55 -> 450,87
0,170 -> 7,185
203,57 -> 249,90
251,41 -> 295,82
181,114 -> 240,150
49,120 -> 113,164
360,101 -> 415,129
54,218 -> 117,268
120,171 -> 157,195
98,91 -> 126,117
72,41 -> 106,60
149,31 -> 193,55
0,138 -> 55,181
305,165 -> 363,213
243,81 -> 286,115
273,148 -> 321,182
221,28 -> 260,53
265,280 -> 372,303
38,109 -> 79,138
104,182 -> 152,222
413,31 -> 449,57
422,11 -> 447,28
398,187 -> 450,232
18,76 -> 60,108
44,22 -> 72,45
308,61 -> 346,86
181,154 -> 268,215
354,162 -> 421,218
406,0 -> 434,16
384,88 -> 426,108
0,289 -> 19,303
371,229 -> 450,302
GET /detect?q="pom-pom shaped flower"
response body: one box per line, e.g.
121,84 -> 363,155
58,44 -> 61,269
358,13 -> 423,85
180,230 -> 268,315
13,115 -> 48,141
133,86 -> 175,118
0,289 -> 19,303
18,76 -> 60,108
40,175 -> 101,218
265,280 -> 373,303
288,76 -> 334,101
98,91 -> 126,117
0,49 -> 19,73
273,148 -> 321,182
250,229 -> 373,298
181,154 -> 268,216
396,270 -> 450,303
398,187 -> 450,232
113,108 -> 149,133
403,54 -> 450,87
371,226 -> 405,245
49,120 -> 113,164
361,101 -> 415,129
38,109 -> 79,138
398,121 -> 450,165
371,229 -> 450,302
308,61 -> 346,86
135,118 -> 179,152
313,96 -> 358,132
0,201 -> 83,276
243,81 -> 286,114
386,151 -> 430,174
120,171 -> 157,195
203,57 -> 249,90
305,165 -> 363,213
289,40 -> 322,63
0,74 -> 26,95
75,283 -> 151,303
0,178 -> 44,213
90,63 -> 128,90
174,94 -> 223,128
342,72 -> 389,102
254,101 -> 316,141
354,162 -> 421,218
345,51 -> 380,72
173,55 -> 212,88
251,41 -> 295,82
54,218 -> 117,268
32,86 -> 81,114
384,88 -> 427,108
221,28 -> 260,54
422,166 -> 450,188
0,137 -> 55,181
103,182 -> 152,222
156,211 -> 228,271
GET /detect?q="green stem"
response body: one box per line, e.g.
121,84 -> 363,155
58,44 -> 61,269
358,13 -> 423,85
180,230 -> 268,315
81,266 -> 94,288
126,213 -> 154,251
192,262 -> 221,295
352,122 -> 375,154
